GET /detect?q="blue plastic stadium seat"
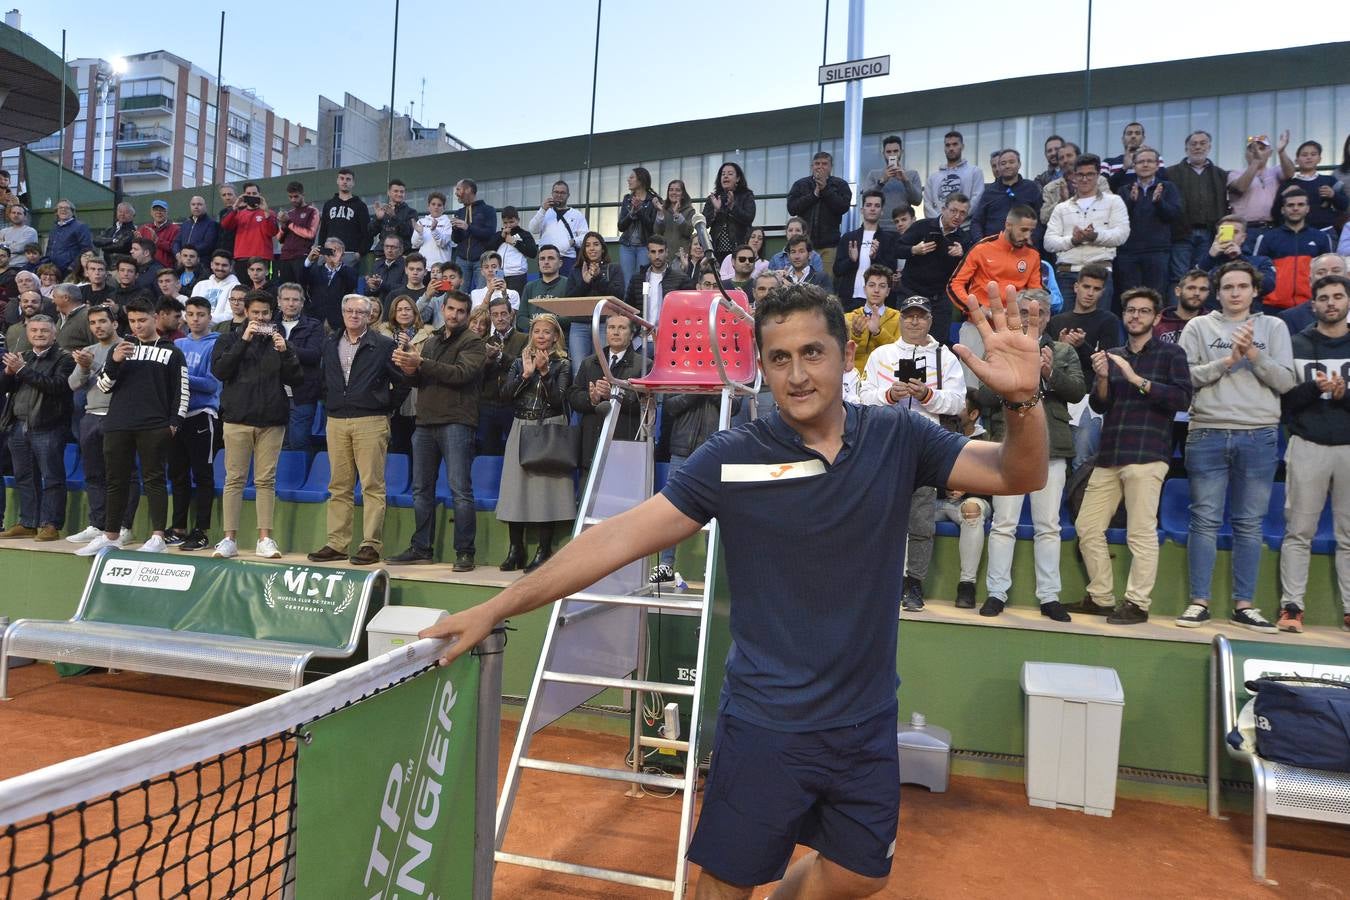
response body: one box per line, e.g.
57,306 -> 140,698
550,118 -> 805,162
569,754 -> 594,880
1262,482 -> 1335,554
471,455 -> 504,511
277,452 -> 330,503
213,451 -> 228,495
311,402 -> 327,437
375,454 -> 412,508
1015,496 -> 1034,540
1161,477 -> 1234,549
934,521 -> 960,538
64,443 -> 84,492
245,451 -> 308,501
654,461 -> 670,495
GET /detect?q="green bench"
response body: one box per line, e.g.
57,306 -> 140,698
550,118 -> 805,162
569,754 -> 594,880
0,549 -> 387,699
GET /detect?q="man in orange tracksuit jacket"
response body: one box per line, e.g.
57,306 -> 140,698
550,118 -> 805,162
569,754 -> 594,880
946,204 -> 1042,382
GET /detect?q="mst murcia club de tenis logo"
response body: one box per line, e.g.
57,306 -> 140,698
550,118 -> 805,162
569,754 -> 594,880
264,567 -> 356,616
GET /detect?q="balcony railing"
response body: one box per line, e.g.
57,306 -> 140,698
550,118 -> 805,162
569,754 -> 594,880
227,124 -> 251,143
119,94 -> 174,115
116,125 -> 173,147
113,157 -> 172,177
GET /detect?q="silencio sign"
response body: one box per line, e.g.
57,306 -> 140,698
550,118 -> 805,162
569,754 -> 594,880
818,55 -> 891,85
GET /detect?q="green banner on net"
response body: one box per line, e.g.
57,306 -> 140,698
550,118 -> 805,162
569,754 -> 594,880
295,654 -> 481,899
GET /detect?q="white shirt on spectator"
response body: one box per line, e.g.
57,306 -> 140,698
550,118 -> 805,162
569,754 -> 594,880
528,206 -> 589,259
851,229 -> 877,298
1043,191 -> 1130,267
410,214 -> 453,266
470,287 -> 520,312
191,273 -> 242,323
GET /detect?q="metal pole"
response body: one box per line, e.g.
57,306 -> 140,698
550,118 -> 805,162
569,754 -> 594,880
814,0 -> 830,153
214,11 -> 224,191
1081,0 -> 1093,149
583,0 -> 602,213
387,0 -> 400,182
96,79 -> 108,186
840,0 -> 864,231
57,30 -> 66,199
472,627 -> 506,900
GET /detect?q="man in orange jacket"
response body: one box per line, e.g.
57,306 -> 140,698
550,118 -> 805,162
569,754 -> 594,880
947,205 -> 1042,383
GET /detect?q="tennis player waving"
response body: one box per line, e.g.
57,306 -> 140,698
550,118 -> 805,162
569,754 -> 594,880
425,280 -> 1048,898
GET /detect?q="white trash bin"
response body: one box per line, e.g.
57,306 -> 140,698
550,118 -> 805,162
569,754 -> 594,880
1020,662 -> 1124,817
365,606 -> 448,659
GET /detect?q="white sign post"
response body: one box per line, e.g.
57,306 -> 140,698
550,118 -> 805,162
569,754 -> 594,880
817,54 -> 891,86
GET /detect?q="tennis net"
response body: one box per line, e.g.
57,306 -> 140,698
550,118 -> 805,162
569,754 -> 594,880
0,634 -> 501,899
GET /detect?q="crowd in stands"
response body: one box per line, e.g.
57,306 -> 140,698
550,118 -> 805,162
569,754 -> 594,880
1,123 -> 1348,635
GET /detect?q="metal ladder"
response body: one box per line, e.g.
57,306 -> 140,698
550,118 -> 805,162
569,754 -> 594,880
493,293 -> 757,898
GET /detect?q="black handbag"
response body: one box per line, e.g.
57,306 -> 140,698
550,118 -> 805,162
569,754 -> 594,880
519,423 -> 579,475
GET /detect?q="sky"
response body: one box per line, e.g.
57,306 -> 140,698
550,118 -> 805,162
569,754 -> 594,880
17,1 -> 1350,150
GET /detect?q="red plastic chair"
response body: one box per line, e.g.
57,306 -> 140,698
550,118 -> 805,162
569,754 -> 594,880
628,290 -> 758,395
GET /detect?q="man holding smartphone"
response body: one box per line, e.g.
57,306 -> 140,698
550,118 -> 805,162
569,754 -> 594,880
220,184 -> 277,284
860,296 -> 967,611
864,135 -> 924,232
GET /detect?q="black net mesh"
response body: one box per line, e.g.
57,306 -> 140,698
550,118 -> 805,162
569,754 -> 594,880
0,733 -> 296,899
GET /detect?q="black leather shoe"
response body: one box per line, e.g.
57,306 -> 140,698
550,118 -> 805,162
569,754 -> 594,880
955,581 -> 977,609
308,545 -> 346,562
1107,600 -> 1149,626
499,545 -> 526,572
1040,600 -> 1072,622
523,547 -> 552,573
453,552 -> 475,572
349,545 -> 380,566
386,547 -> 433,565
979,596 -> 1005,617
1075,595 -> 1115,616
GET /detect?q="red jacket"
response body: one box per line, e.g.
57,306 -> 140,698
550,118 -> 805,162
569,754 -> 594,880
221,208 -> 279,261
137,221 -> 180,269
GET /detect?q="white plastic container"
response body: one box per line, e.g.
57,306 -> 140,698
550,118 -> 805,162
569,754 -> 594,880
897,712 -> 952,792
365,606 -> 448,659
1020,662 -> 1124,817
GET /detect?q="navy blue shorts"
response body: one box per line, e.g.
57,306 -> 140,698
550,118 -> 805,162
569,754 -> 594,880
687,708 -> 899,886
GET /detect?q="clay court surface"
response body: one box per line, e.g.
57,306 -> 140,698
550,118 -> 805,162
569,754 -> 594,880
2,664 -> 1348,898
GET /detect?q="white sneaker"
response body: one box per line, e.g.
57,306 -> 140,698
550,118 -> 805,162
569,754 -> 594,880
212,537 -> 238,559
66,525 -> 102,544
118,527 -> 133,545
255,537 -> 281,559
140,534 -> 167,553
75,533 -> 120,557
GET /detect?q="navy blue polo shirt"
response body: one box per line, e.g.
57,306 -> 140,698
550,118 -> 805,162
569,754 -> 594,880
661,402 -> 968,732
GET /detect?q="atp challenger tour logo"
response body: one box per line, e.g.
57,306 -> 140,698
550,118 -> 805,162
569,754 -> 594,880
364,680 -> 461,897
263,567 -> 355,615
100,560 -> 195,591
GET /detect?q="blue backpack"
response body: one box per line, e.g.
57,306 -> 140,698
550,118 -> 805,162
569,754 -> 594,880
1245,677 -> 1350,772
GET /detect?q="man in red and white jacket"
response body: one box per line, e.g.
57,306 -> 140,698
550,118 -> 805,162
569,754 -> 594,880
221,183 -> 278,284
137,200 -> 180,269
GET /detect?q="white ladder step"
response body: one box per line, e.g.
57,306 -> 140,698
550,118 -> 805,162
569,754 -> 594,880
518,756 -> 687,789
567,589 -> 705,613
583,515 -> 715,535
541,670 -> 696,696
495,852 -> 677,893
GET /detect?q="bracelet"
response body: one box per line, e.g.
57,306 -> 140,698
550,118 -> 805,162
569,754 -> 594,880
1000,389 -> 1044,416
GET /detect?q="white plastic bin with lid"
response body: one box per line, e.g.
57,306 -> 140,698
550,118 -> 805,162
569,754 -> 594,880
365,606 -> 448,659
1020,662 -> 1124,817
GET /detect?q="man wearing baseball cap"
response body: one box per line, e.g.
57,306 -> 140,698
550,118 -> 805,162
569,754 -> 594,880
1226,131 -> 1295,246
860,294 -> 967,612
137,200 -> 181,270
